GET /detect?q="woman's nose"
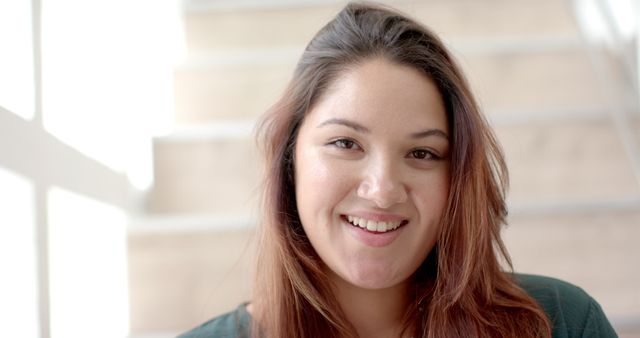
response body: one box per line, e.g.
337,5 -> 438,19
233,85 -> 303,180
356,160 -> 408,209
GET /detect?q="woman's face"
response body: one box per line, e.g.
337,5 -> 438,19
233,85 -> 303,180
294,58 -> 450,290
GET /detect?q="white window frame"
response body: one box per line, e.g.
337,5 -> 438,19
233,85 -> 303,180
0,1 -> 130,336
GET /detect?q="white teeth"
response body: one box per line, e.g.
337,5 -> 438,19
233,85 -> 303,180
346,216 -> 403,232
366,220 -> 377,231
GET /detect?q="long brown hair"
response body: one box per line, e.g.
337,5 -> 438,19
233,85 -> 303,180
253,2 -> 552,337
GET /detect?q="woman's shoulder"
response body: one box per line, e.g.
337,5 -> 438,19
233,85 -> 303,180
513,273 -> 618,337
177,303 -> 251,338
514,273 -> 594,307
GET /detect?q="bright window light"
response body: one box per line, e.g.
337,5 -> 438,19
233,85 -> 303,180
48,187 -> 129,338
0,0 -> 35,119
576,0 -> 610,42
575,0 -> 638,42
608,0 -> 637,39
41,0 -> 182,190
0,166 -> 39,338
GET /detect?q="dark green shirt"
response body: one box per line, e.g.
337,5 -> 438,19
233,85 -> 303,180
178,274 -> 617,338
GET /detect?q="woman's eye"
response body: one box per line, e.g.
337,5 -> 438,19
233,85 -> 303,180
410,149 -> 439,160
331,138 -> 360,150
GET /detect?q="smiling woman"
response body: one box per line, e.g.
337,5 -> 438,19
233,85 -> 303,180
178,2 -> 617,338
294,59 -> 450,298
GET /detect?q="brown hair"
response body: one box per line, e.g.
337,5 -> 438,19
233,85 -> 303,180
253,2 -> 551,337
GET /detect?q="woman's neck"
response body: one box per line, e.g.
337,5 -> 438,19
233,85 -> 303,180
330,274 -> 411,338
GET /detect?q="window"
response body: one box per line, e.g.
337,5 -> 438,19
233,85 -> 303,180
0,0 -> 182,336
0,0 -> 35,119
48,187 -> 128,338
0,167 -> 39,338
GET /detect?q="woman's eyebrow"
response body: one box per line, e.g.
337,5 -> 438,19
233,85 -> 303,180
410,129 -> 449,141
317,118 -> 448,141
317,118 -> 370,133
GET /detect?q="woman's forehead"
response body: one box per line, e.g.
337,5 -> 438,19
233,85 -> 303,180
305,58 -> 448,133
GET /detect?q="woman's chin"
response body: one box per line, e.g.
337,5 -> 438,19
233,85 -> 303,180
341,266 -> 404,291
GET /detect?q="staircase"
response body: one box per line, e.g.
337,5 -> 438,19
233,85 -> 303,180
127,0 -> 640,337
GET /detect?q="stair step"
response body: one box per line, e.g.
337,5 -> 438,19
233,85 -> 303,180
504,209 -> 640,322
127,228 -> 254,333
460,48 -> 627,116
149,117 -> 639,214
173,60 -> 292,123
183,0 -> 579,51
174,48 -> 621,123
149,135 -> 262,214
496,117 -> 640,204
126,208 -> 640,333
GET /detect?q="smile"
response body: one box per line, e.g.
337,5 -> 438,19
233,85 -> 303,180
344,215 -> 408,233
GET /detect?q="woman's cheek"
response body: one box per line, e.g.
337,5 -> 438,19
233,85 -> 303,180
297,151 -> 353,221
309,157 -> 349,202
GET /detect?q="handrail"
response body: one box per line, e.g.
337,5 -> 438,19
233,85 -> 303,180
593,0 -> 638,93
570,0 -> 640,192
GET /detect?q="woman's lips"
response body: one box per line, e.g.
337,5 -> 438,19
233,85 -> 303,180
340,214 -> 408,247
343,214 -> 408,233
